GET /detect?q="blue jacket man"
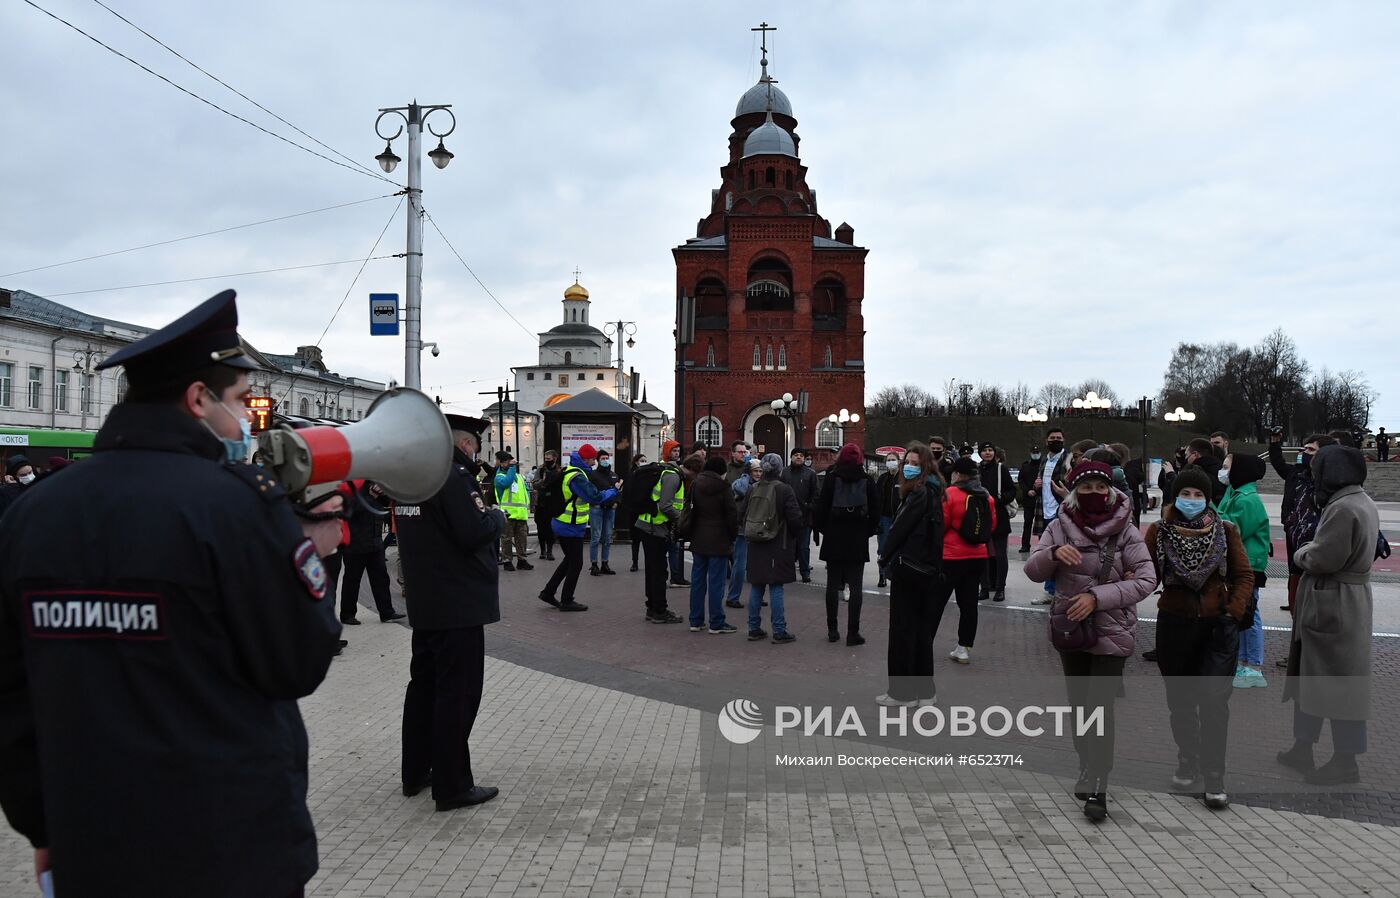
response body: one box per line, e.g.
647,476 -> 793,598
539,445 -> 617,610
493,450 -> 533,570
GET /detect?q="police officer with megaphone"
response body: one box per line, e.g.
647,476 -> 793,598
0,290 -> 344,897
393,414 -> 503,811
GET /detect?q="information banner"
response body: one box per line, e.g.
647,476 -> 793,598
560,423 -> 615,458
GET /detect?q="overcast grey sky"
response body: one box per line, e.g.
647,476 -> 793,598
4,1 -> 1397,423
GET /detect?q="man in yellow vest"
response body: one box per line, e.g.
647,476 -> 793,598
538,444 -> 617,612
633,444 -> 702,624
493,450 -> 533,571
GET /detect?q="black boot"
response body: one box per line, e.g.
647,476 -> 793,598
590,562 -> 600,576
1305,752 -> 1360,785
846,633 -> 865,647
1276,741 -> 1315,774
600,563 -> 616,575
1083,777 -> 1108,822
828,625 -> 840,643
877,575 -> 887,588
1074,765 -> 1091,800
1171,755 -> 1200,791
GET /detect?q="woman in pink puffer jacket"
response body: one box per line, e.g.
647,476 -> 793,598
1025,460 -> 1156,822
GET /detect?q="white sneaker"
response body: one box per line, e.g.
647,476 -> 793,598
875,693 -> 917,707
842,589 -> 850,602
1031,596 -> 1052,606
917,695 -> 938,707
949,645 -> 971,664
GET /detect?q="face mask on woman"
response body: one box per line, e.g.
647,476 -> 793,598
1175,496 -> 1207,518
17,472 -> 36,486
886,459 -> 898,472
1217,468 -> 1230,485
902,464 -> 921,480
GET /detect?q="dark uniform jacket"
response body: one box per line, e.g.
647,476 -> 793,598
813,462 -> 880,562
978,459 -> 1018,537
345,481 -> 387,552
0,403 -> 342,898
394,449 -> 503,631
779,463 -> 819,528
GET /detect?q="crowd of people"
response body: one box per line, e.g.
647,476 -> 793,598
0,289 -> 1384,895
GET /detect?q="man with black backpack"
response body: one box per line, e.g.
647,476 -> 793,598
813,443 -> 880,646
934,457 -> 997,665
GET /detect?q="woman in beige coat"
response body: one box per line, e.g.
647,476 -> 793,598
1277,445 -> 1378,785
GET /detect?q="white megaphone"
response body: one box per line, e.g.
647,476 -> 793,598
257,387 -> 454,506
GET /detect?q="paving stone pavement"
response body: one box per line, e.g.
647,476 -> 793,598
4,611 -> 1399,897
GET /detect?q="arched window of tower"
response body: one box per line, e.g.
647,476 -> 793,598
752,342 -> 761,370
785,170 -> 793,190
813,278 -> 847,330
765,167 -> 775,187
778,344 -> 787,370
746,257 -> 793,312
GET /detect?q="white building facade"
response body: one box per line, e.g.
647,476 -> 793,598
0,289 -> 386,437
483,279 -> 669,470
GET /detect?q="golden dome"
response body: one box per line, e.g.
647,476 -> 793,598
564,281 -> 590,301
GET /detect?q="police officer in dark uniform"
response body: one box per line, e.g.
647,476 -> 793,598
0,290 -> 344,898
394,414 -> 503,811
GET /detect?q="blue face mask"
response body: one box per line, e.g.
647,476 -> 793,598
902,464 -> 920,480
204,389 -> 252,463
599,459 -> 611,468
1175,496 -> 1207,518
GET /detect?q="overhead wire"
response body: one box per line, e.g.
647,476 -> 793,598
43,256 -> 399,297
86,0 -> 395,185
274,196 -> 405,406
20,0 -> 395,185
2,193 -> 399,278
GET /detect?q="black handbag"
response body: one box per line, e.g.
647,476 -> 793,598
1049,534 -> 1119,652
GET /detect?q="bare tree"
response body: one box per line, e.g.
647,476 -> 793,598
1037,382 -> 1073,414
868,383 -> 940,417
1006,381 -> 1033,415
1075,378 -> 1120,408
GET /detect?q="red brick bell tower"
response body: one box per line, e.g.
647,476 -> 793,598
672,23 -> 868,468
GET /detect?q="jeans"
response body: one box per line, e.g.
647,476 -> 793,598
887,566 -> 935,701
543,535 -> 585,603
727,536 -> 748,602
795,525 -> 812,577
669,539 -> 685,582
1238,587 -> 1264,665
1060,651 -> 1127,782
1294,707 -> 1367,754
930,558 -> 984,648
642,532 -> 671,614
876,515 -> 893,578
589,507 -> 615,564
1156,612 -> 1240,778
825,560 -> 864,635
689,554 -> 729,628
748,583 -> 786,634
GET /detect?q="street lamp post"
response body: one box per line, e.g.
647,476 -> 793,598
1017,406 -> 1048,445
1073,391 -> 1112,439
826,408 -> 862,447
72,344 -> 104,431
1164,406 -> 1196,432
769,390 -> 808,454
604,321 -> 637,403
374,101 -> 455,391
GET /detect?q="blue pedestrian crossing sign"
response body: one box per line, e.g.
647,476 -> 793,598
370,293 -> 399,336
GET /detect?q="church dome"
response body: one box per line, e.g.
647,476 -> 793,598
736,79 -> 792,118
563,281 -> 589,301
742,113 -> 796,159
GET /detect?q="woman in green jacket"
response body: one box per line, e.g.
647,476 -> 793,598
1218,453 -> 1271,687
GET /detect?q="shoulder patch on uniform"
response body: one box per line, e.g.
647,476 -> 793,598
223,462 -> 288,504
473,493 -> 487,513
293,539 -> 327,600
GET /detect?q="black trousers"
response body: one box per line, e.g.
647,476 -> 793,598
982,534 -> 1009,592
632,535 -> 642,567
1059,651 -> 1127,782
1156,612 -> 1239,777
535,514 -> 555,553
887,566 -> 935,701
642,531 -> 671,614
930,558 -> 984,648
402,626 -> 485,801
323,551 -> 343,611
341,548 -> 396,620
543,535 -> 585,603
825,560 -> 864,635
1021,507 -> 1036,550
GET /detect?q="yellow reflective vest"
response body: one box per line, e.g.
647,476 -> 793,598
639,465 -> 684,527
555,467 -> 590,526
496,472 -> 529,521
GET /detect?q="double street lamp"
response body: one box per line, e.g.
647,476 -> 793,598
770,391 -> 808,453
374,101 -> 455,391
1165,406 -> 1197,429
827,407 -> 861,446
72,344 -> 104,430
